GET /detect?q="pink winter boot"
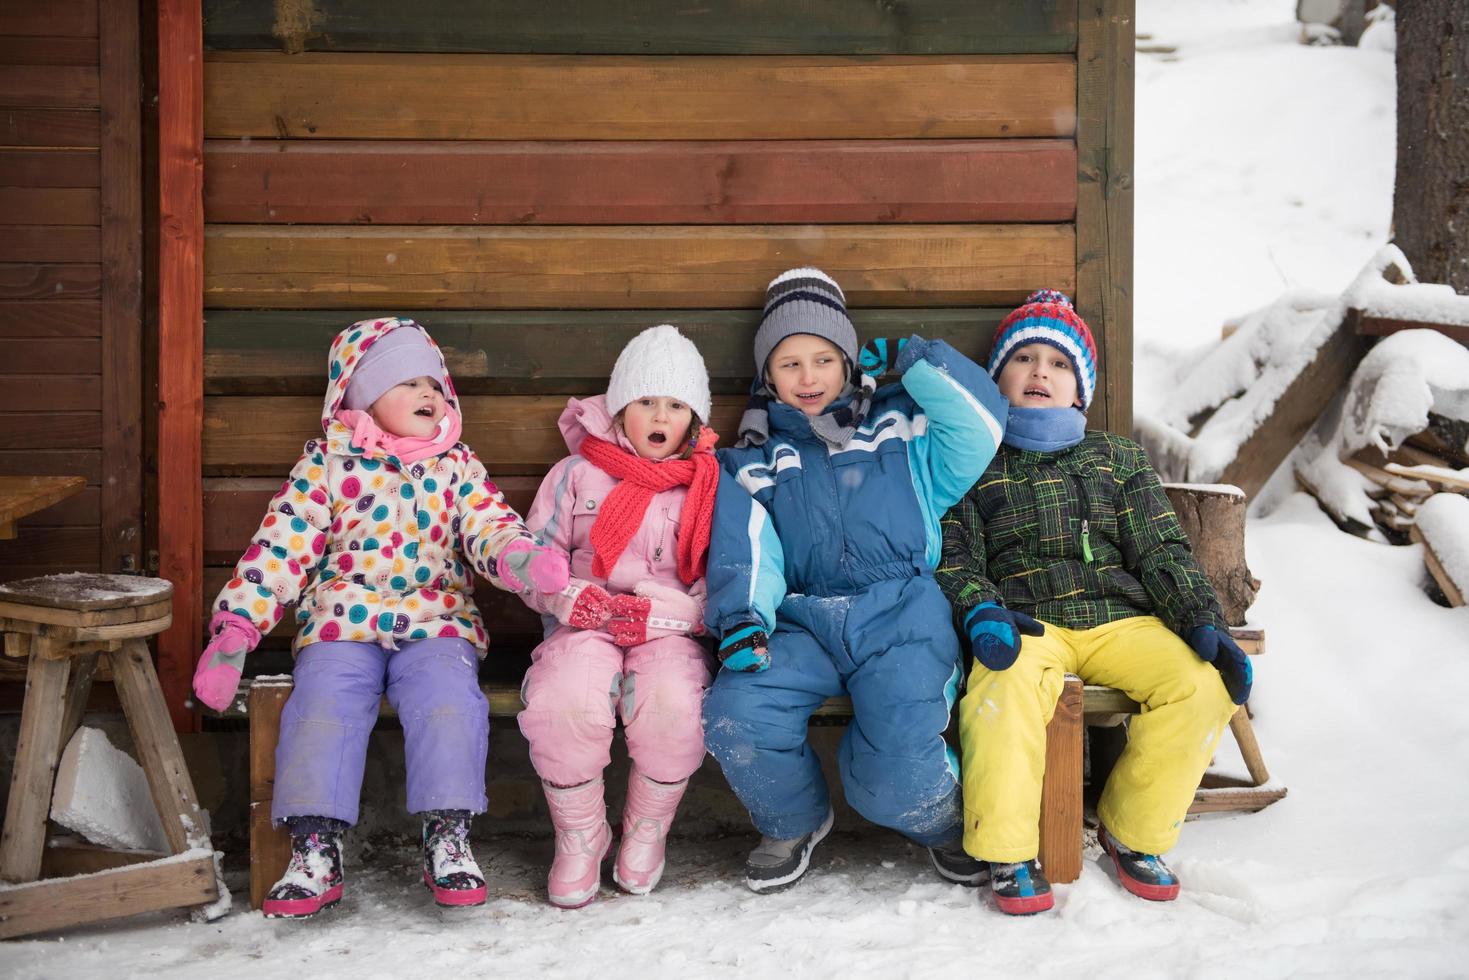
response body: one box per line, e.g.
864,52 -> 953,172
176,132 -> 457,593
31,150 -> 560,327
613,769 -> 689,895
543,779 -> 612,909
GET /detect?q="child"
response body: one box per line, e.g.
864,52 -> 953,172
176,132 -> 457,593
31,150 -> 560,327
191,316 -> 569,918
936,290 -> 1252,914
515,325 -> 724,908
701,268 -> 1010,892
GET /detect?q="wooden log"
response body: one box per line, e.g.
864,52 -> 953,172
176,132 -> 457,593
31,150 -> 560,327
1162,484 -> 1259,626
204,52 -> 1077,140
202,308 -> 1009,396
0,853 -> 217,940
1349,310 -> 1469,345
1411,500 -> 1469,607
204,139 -> 1077,225
202,224 -> 1076,310
200,0 -> 1077,55
1218,314 -> 1373,499
0,653 -> 71,883
248,679 -> 291,911
1344,455 -> 1433,497
0,108 -> 100,147
1384,461 -> 1469,492
1038,675 -> 1084,885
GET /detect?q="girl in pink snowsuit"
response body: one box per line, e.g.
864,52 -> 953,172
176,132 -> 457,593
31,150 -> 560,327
516,325 -> 719,908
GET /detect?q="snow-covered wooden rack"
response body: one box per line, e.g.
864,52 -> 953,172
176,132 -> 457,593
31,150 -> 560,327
0,575 -> 221,939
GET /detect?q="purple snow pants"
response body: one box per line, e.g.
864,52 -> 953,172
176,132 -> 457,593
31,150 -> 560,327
271,637 -> 490,826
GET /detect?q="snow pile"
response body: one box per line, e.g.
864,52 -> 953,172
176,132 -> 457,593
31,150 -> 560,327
1416,493 -> 1469,598
51,727 -> 170,854
1342,243 -> 1469,326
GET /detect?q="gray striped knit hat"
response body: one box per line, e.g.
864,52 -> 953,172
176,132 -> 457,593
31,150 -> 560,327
753,268 -> 859,375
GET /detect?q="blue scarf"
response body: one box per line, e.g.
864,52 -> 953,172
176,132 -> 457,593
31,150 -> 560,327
1004,406 -> 1087,452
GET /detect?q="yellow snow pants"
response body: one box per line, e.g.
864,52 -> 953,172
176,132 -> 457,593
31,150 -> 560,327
958,615 -> 1237,862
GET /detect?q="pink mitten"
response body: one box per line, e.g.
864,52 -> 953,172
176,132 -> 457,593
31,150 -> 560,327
497,539 -> 571,594
192,612 -> 261,712
607,593 -> 653,647
608,582 -> 706,647
544,579 -> 613,630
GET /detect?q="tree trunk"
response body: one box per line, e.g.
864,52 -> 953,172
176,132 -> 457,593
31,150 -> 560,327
1163,485 -> 1260,626
1393,0 -> 1469,293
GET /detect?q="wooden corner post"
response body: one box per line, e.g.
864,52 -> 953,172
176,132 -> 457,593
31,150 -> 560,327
156,0 -> 205,731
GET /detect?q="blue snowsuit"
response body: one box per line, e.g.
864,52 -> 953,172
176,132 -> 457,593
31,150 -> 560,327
702,338 -> 1007,845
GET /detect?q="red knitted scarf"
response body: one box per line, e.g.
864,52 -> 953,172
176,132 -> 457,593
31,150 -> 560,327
579,428 -> 720,585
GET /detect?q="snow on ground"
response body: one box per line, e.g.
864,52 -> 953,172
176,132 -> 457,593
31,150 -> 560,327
5,2 -> 1468,977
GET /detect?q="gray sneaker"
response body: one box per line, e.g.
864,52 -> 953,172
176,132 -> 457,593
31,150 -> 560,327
927,840 -> 990,887
744,808 -> 834,893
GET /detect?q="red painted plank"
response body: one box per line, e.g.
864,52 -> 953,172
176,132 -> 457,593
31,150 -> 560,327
157,0 -> 204,732
204,139 -> 1077,225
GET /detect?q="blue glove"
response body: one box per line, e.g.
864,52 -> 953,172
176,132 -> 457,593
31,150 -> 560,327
718,623 -> 770,672
858,337 -> 908,378
963,602 -> 1044,671
1186,625 -> 1253,705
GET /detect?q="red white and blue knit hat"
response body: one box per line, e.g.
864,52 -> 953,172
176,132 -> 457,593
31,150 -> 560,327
987,289 -> 1098,411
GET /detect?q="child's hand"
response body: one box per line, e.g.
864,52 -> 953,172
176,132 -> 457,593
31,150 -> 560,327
607,582 -> 706,647
545,580 -> 612,630
497,539 -> 571,594
192,614 -> 258,712
717,623 -> 770,672
964,601 -> 1044,671
858,337 -> 908,378
1185,625 -> 1253,705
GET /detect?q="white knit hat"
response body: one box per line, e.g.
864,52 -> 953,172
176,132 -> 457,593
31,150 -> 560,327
605,325 -> 711,421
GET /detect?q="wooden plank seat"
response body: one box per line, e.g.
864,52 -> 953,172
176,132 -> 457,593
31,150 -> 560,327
0,574 -> 219,939
231,623 -> 1272,907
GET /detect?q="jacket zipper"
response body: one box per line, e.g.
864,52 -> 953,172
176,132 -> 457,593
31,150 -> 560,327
1068,471 -> 1094,563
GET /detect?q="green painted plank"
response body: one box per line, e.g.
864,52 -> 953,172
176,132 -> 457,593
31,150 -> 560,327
203,308 -> 1010,395
203,0 -> 1076,55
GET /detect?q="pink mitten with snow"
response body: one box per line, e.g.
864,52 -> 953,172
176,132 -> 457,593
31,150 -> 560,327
608,581 -> 706,647
192,612 -> 262,712
497,539 -> 571,594
544,579 -> 614,630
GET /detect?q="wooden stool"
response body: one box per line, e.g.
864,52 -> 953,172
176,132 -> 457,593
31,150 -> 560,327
0,574 -> 219,939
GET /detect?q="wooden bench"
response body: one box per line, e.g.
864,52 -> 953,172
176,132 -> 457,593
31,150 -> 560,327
235,623 -> 1272,906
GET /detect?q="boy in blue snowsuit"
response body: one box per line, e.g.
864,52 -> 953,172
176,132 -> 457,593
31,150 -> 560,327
702,268 -> 1009,892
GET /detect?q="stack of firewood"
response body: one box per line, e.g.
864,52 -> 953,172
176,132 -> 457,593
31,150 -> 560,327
1335,414 -> 1469,541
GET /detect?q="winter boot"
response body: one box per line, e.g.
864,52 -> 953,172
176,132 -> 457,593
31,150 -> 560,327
422,810 -> 487,907
262,829 -> 345,919
613,769 -> 688,895
543,779 -> 613,909
928,839 -> 990,887
1100,826 -> 1180,901
989,859 -> 1054,915
744,807 -> 834,894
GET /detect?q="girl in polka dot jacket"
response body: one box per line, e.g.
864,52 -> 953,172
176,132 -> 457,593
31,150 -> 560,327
190,316 -> 569,919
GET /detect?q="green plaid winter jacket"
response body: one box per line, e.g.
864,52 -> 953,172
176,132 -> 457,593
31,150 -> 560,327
937,431 -> 1225,636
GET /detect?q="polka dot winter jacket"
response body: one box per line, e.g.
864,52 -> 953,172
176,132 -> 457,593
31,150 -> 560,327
209,317 -> 535,656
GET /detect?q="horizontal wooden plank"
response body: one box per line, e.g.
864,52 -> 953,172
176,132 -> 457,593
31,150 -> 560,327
0,338 -> 100,373
201,0 -> 1075,55
0,149 -> 99,187
0,449 -> 100,484
0,36 -> 98,66
203,224 -> 1075,309
0,107 -> 99,146
0,65 -> 100,108
202,566 -> 544,641
0,411 -> 100,449
204,308 -> 1008,395
0,300 -> 100,336
0,374 -> 99,410
0,0 -> 98,38
0,188 -> 99,224
0,225 -> 100,262
204,394 -> 749,475
0,263 -> 101,300
204,139 -> 1076,225
0,525 -> 97,566
204,53 -> 1076,140
10,483 -> 98,524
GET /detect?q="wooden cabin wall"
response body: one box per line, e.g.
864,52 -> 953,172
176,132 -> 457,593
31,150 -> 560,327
0,0 -> 143,581
195,0 -> 1131,659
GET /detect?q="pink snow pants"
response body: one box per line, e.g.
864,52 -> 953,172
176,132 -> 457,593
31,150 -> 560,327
518,625 -> 712,787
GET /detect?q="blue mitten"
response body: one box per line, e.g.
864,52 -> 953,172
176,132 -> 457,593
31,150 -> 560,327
963,602 -> 1044,671
1186,625 -> 1253,705
718,623 -> 770,672
858,337 -> 908,378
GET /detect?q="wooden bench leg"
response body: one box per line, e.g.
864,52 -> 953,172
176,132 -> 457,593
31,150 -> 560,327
1038,675 -> 1084,884
249,680 -> 292,911
1229,706 -> 1270,785
0,653 -> 73,883
109,639 -> 211,855
58,651 -> 100,752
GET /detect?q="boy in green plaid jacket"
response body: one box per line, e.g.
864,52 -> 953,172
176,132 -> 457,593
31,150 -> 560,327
936,291 -> 1252,915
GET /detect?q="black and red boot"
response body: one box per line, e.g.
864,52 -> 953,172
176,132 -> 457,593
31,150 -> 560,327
263,825 -> 346,919
1101,826 -> 1180,902
989,859 -> 1055,915
422,810 -> 487,907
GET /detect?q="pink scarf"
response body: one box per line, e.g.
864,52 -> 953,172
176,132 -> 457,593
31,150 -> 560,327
334,407 -> 463,465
